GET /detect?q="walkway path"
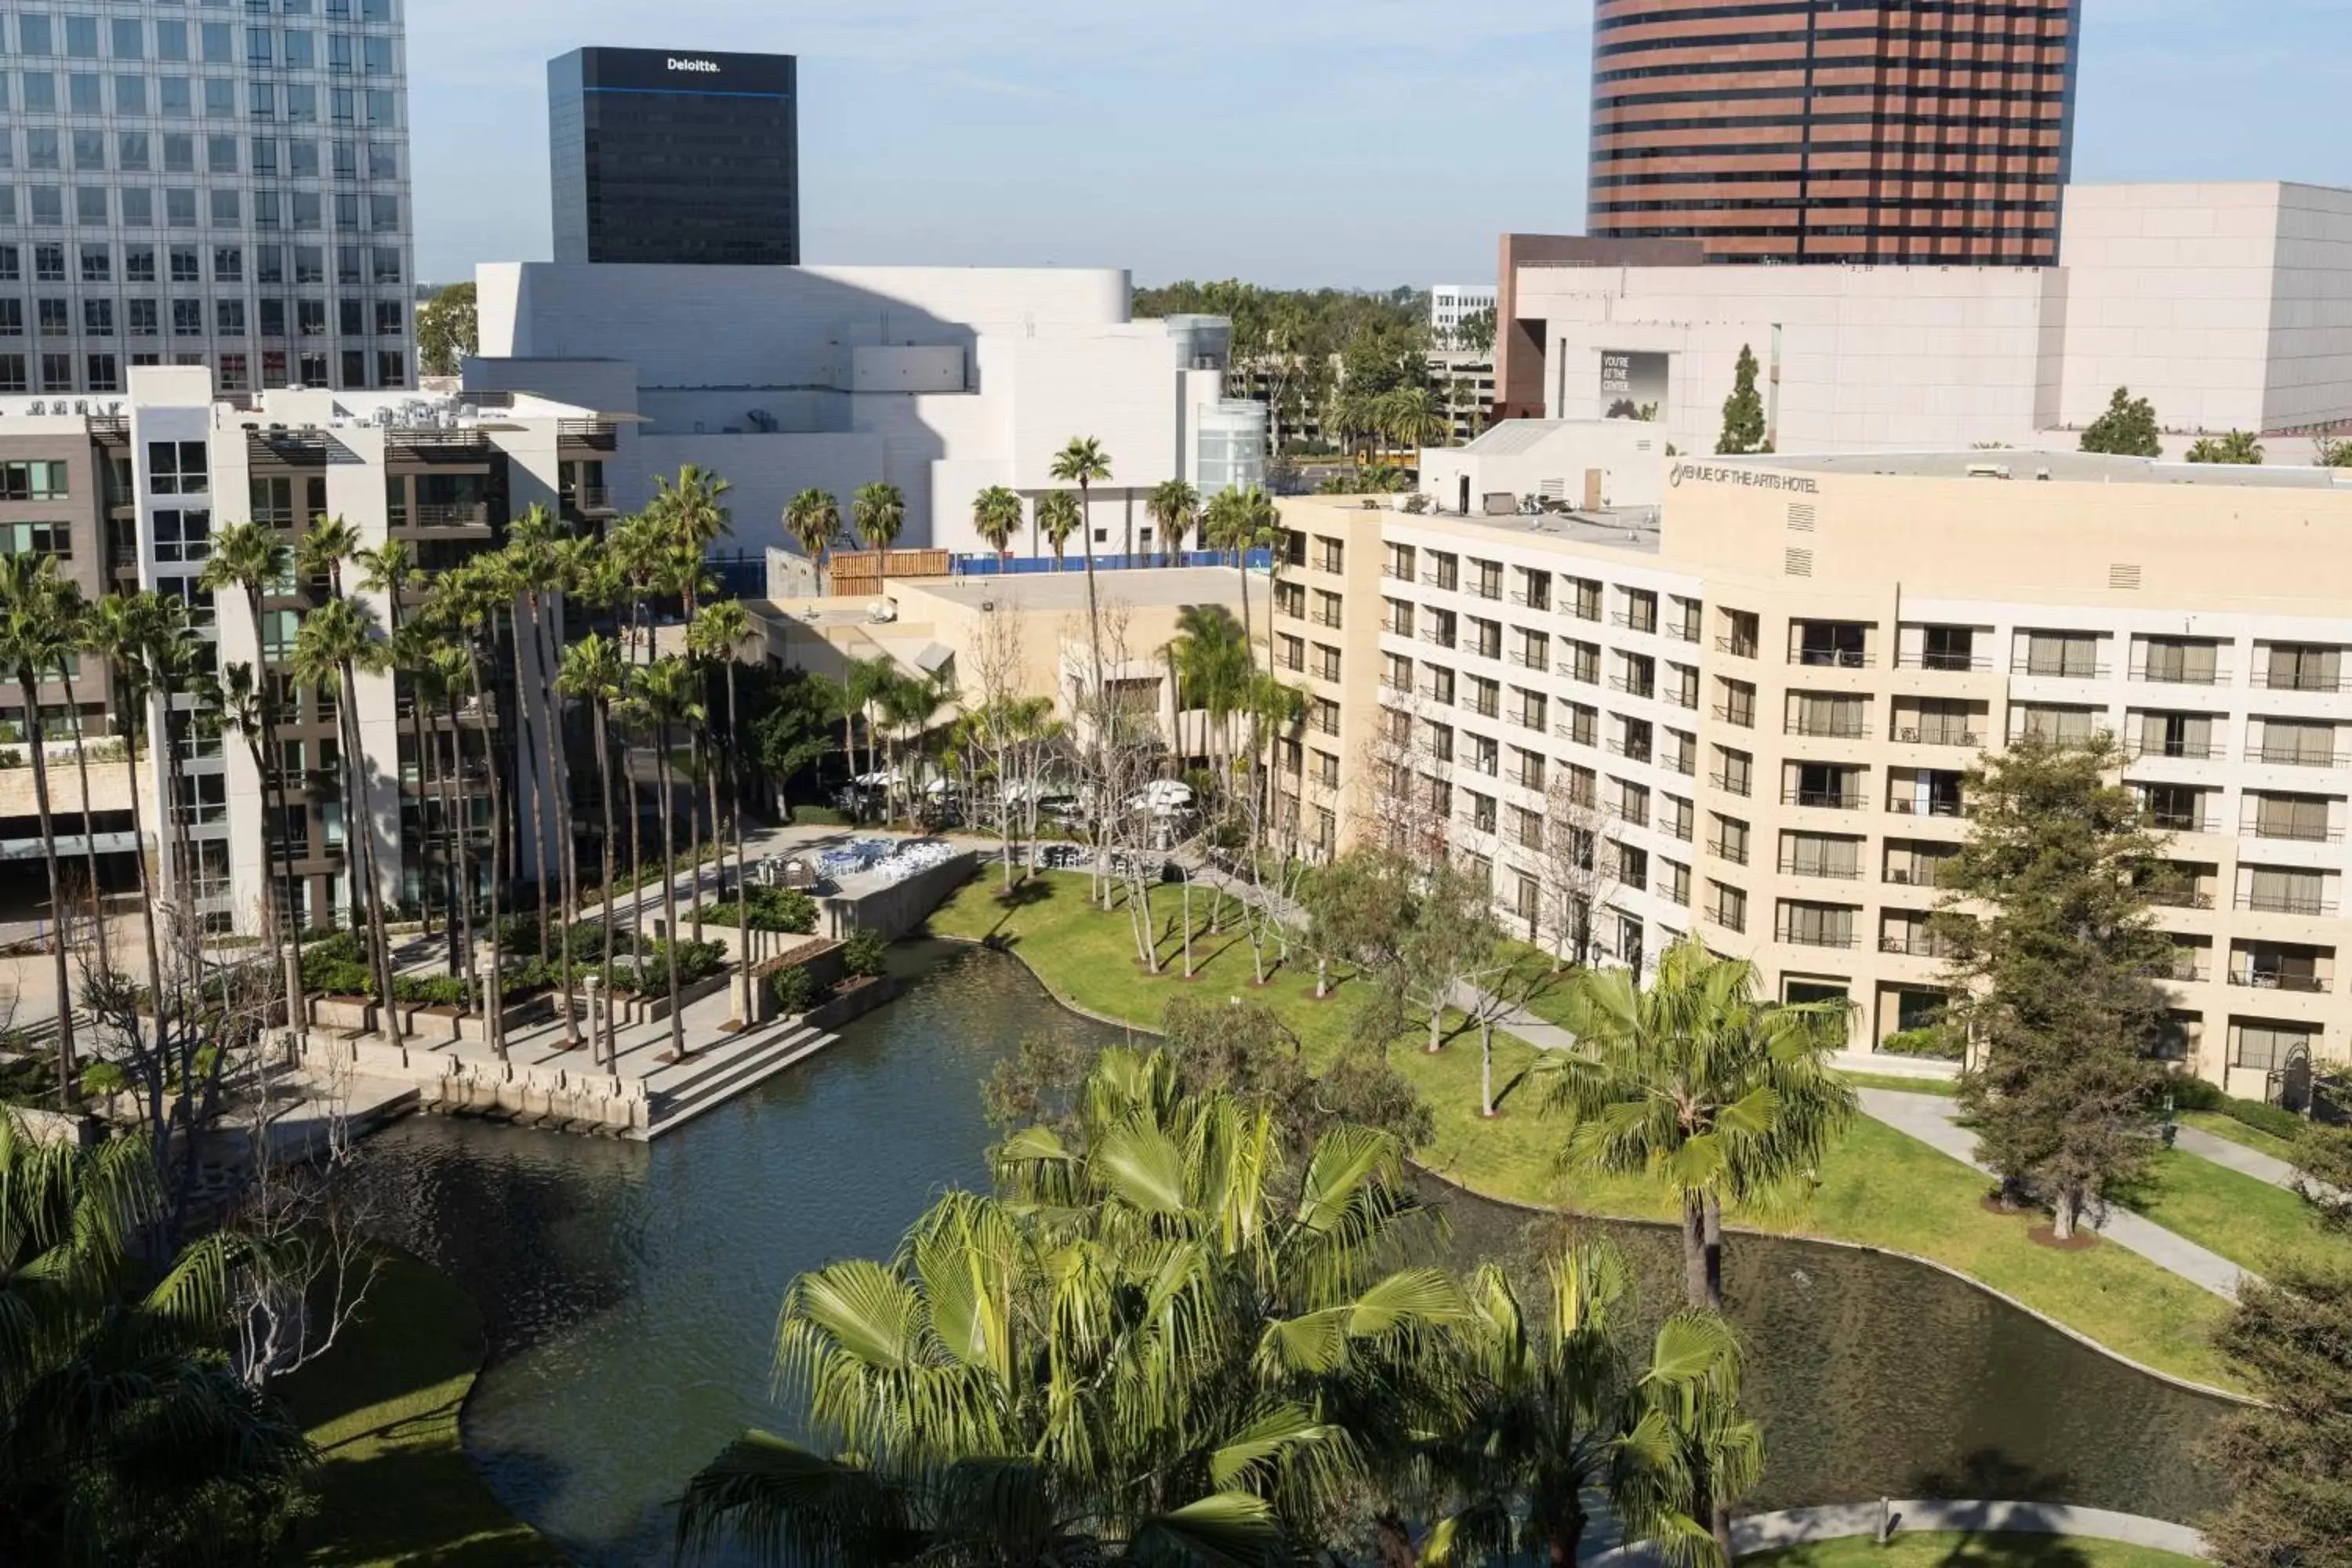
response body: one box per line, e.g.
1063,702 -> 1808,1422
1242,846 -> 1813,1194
2175,1124 -> 2298,1189
1590,1500 -> 2208,1563
1858,1088 -> 2250,1300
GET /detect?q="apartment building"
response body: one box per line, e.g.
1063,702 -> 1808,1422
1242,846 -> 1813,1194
0,368 -> 591,938
0,1 -> 417,397
1284,445 -> 2352,1099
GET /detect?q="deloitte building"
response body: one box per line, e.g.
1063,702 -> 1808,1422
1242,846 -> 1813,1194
548,47 -> 800,267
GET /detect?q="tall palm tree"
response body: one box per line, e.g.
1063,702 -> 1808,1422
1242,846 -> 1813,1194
500,506 -> 587,1047
1377,384 -> 1450,458
1049,437 -> 1113,705
289,594 -> 402,1044
633,655 -> 702,1063
427,630 -> 506,1062
1145,477 -> 1199,568
199,521 -> 299,973
558,633 -> 628,1068
783,487 -> 841,583
654,464 -> 734,626
971,485 -> 1022,566
1539,935 -> 1855,1312
83,593 -> 175,1083
0,555 -> 87,1102
1036,490 -> 1080,574
851,480 -> 906,604
1166,604 -> 1249,776
416,642 -> 477,1007
689,603 -> 756,1020
679,1047 -> 1461,1566
608,510 -> 669,666
354,537 -> 438,938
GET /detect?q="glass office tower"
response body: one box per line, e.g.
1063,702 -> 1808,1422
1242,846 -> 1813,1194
0,0 -> 416,396
548,47 -> 799,267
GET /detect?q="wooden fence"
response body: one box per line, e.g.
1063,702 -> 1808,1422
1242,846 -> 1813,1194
827,550 -> 952,597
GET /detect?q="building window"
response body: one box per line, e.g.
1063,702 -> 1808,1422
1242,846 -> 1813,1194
153,509 -> 212,564
84,354 -> 119,392
147,441 -> 209,497
0,521 -> 74,560
0,461 -> 71,502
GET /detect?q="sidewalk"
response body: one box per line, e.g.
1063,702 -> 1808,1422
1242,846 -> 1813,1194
1858,1087 -> 2251,1300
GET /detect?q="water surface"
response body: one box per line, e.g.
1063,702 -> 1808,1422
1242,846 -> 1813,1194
356,942 -> 2228,1564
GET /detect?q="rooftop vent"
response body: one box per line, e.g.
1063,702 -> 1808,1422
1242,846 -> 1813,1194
1784,547 -> 1815,578
2109,563 -> 2143,591
1966,463 -> 2012,481
1788,503 -> 1817,532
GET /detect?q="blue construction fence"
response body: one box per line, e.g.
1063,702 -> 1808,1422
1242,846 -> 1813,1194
949,548 -> 1272,578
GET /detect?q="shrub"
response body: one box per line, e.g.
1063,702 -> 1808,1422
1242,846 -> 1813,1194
306,957 -> 374,998
842,926 -> 887,979
1880,1026 -> 1962,1061
770,964 -> 817,1015
393,973 -> 469,1007
697,886 -> 818,935
2167,1075 -> 2227,1112
2227,1097 -> 2306,1142
305,930 -> 365,966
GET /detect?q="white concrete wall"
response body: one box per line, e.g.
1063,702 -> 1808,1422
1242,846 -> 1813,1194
1418,421 -> 1671,514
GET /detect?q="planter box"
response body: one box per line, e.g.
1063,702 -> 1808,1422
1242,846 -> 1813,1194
803,973 -> 902,1030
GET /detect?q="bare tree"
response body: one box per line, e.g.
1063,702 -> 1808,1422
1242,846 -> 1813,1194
1537,764 -> 1617,971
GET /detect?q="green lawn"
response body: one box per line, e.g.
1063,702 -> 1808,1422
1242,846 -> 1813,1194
927,870 -> 2244,1394
2178,1109 -> 2299,1163
2125,1145 -> 2344,1278
1745,1532 -> 2201,1568
278,1255 -> 559,1568
1838,1071 -> 1962,1098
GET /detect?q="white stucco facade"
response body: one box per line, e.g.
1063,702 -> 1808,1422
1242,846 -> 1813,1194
1512,181 -> 2352,459
466,263 -> 1260,561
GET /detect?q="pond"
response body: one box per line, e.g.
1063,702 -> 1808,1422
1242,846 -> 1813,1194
354,942 -> 2230,1566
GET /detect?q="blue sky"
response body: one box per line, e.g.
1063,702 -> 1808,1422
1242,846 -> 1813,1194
408,0 -> 2352,289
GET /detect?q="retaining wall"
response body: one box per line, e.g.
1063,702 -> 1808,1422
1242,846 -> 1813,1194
820,850 -> 976,941
301,1036 -> 649,1134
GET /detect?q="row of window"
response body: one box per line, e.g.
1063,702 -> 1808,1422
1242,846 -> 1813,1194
1,239 -> 405,287
2,9 -> 395,64
1753,619 -> 2352,691
0,183 -> 400,230
2,295 -> 402,337
0,73 -> 399,125
0,346 -> 404,392
2,129 -> 399,180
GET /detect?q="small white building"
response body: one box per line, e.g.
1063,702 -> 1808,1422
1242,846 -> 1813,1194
1416,419 -> 1671,517
466,264 -> 1267,563
1430,284 -> 1498,345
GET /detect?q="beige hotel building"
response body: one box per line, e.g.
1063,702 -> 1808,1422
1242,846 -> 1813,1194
1271,441 -> 2352,1101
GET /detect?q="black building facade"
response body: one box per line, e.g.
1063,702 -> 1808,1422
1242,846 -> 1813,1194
549,47 -> 800,266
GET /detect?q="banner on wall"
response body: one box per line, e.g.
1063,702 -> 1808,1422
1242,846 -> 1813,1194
1599,350 -> 1669,421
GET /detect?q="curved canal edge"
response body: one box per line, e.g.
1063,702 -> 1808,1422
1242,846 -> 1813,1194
1592,1501 -> 2209,1564
936,930 -> 2256,1407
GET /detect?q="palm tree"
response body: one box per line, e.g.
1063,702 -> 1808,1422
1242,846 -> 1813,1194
678,1047 -> 1461,1566
1049,437 -> 1113,705
289,594 -> 403,1044
971,485 -> 1023,566
199,521 -> 299,966
851,480 -> 906,603
418,642 -> 478,1009
1166,604 -> 1249,776
1538,935 -> 1855,1312
654,464 -> 734,625
633,656 -> 702,1063
1377,384 -> 1450,458
559,633 -> 628,1067
499,506 -> 588,1047
1426,1239 -> 1747,1568
83,593 -> 176,1088
354,539 -> 440,935
1145,477 -> 1198,568
423,626 -> 508,1062
783,487 -> 841,582
0,555 -> 87,1102
0,1117 -> 312,1563
1036,489 -> 1080,574
688,603 -> 757,1022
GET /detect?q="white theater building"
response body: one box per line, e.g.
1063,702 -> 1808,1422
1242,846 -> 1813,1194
463,263 -> 1268,561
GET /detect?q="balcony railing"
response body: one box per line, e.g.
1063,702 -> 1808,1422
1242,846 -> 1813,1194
1713,705 -> 1756,729
1708,838 -> 1749,866
1887,796 -> 1965,818
1308,608 -> 1341,630
2128,739 -> 2227,761
1709,906 -> 1748,934
2251,669 -> 2347,692
1883,864 -> 1951,888
2165,959 -> 2211,984
1785,788 -> 1864,811
1711,772 -> 1753,798
2256,745 -> 2346,769
1899,727 -> 1982,747
1467,580 -> 1502,602
1666,620 -> 1703,644
2012,660 -> 2111,681
1794,648 -> 1870,669
1717,636 -> 1758,659
1465,641 -> 1502,662
2237,892 -> 2339,917
1612,611 -> 1658,634
1663,752 -> 1697,777
1897,652 -> 1992,671
2249,820 -> 2343,843
1420,570 -> 1459,592
1555,721 -> 1598,747
1788,720 -> 1870,740
1507,649 -> 1550,673
1610,675 -> 1655,699
1780,859 -> 1863,880
561,483 -> 612,512
1466,697 -> 1500,720
1509,590 -> 1551,611
2134,665 -> 2230,687
1781,927 -> 1861,949
2149,886 -> 2216,909
2229,968 -> 2329,993
1878,933 -> 1955,959
2149,814 -> 2223,835
1420,628 -> 1457,650
1664,687 -> 1700,712
1607,739 -> 1653,764
409,502 -> 490,529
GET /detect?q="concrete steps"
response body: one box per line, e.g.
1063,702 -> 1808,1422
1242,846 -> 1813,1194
636,1016 -> 837,1140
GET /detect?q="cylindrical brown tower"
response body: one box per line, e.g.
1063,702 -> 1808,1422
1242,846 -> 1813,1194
1588,1 -> 2082,265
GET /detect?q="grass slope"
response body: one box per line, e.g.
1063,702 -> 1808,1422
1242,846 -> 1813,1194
928,870 -> 2244,1393
2123,1146 -> 2343,1278
278,1254 -> 559,1568
1745,1533 -> 2201,1568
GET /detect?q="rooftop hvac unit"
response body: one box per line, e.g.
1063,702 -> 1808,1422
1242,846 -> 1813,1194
1965,463 -> 2012,481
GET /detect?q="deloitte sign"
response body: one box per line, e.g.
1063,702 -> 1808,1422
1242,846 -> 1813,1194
666,56 -> 721,73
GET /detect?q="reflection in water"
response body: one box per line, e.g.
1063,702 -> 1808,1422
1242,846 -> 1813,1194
358,942 -> 2228,1566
